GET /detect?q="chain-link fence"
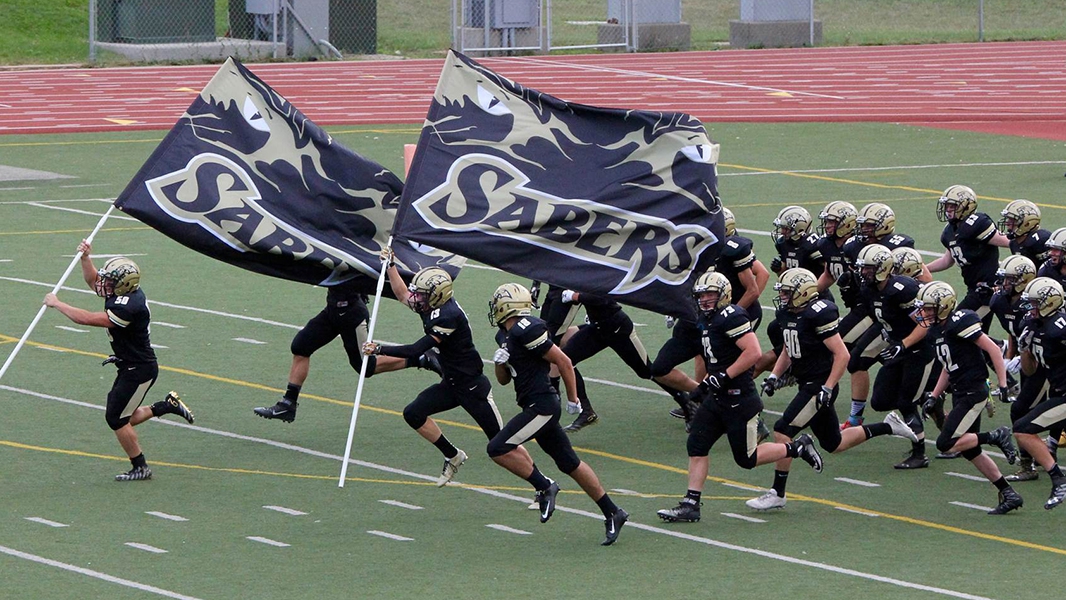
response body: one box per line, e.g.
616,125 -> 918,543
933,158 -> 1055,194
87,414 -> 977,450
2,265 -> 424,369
87,0 -> 1066,63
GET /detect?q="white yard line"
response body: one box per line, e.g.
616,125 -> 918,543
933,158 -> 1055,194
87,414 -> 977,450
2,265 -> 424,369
153,322 -> 185,329
945,472 -> 988,482
0,544 -> 203,600
485,524 -> 532,535
246,536 -> 290,547
721,512 -> 767,523
834,506 -> 880,517
949,501 -> 994,512
26,201 -> 139,221
145,511 -> 188,522
24,517 -> 68,528
366,530 -> 413,542
835,477 -> 881,488
54,325 -> 88,333
231,338 -> 267,345
263,505 -> 308,516
125,542 -> 167,554
378,500 -> 423,510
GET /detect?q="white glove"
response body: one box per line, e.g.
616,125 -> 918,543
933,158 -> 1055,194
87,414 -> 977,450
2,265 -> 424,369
493,347 -> 510,365
1005,355 -> 1022,375
665,316 -> 677,329
561,290 -> 576,304
566,399 -> 583,414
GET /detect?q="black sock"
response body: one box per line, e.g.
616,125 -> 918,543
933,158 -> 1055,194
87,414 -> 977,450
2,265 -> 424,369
150,401 -> 166,418
976,431 -> 991,445
772,470 -> 789,497
785,442 -> 799,458
684,489 -> 702,504
992,477 -> 1009,491
131,453 -> 147,468
1049,465 -> 1064,479
862,423 -> 891,439
526,465 -> 551,491
911,440 -> 925,456
284,383 -> 301,403
595,493 -> 619,518
574,368 -> 590,409
432,435 -> 457,459
405,356 -> 419,369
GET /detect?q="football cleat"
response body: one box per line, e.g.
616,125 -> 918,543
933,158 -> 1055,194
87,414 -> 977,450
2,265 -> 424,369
601,508 -> 629,546
793,433 -> 824,473
563,410 -> 598,433
1045,479 -> 1066,510
669,406 -> 686,419
884,411 -> 919,443
253,399 -> 297,423
417,348 -> 444,376
657,500 -> 701,523
988,487 -> 1023,515
535,480 -> 560,523
436,449 -> 468,487
1005,459 -> 1039,482
894,453 -> 930,470
746,490 -> 786,511
115,465 -> 152,482
986,426 -> 1018,465
162,391 -> 194,424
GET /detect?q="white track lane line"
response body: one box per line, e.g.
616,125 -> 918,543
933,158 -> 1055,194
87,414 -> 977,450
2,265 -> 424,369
145,511 -> 188,522
0,384 -> 998,600
0,544 -> 203,599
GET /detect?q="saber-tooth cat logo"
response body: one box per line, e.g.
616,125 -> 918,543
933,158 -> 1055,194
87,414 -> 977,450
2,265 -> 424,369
412,153 -> 718,294
145,152 -> 364,284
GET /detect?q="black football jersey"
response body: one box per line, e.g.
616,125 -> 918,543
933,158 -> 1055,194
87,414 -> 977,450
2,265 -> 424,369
860,274 -> 920,341
777,299 -> 840,384
421,299 -> 483,383
775,232 -> 824,274
105,289 -> 156,364
577,293 -> 625,328
931,309 -> 987,394
1036,262 -> 1066,288
699,304 -> 756,394
989,291 -> 1027,341
1027,311 -> 1066,394
817,236 -> 851,282
539,285 -> 581,339
717,235 -> 757,302
326,278 -> 368,306
1010,228 -> 1051,266
502,316 -> 557,403
940,212 -> 1000,288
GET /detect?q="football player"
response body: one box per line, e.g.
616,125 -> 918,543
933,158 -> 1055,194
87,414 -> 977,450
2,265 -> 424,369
915,282 -> 1021,515
656,272 -> 823,523
44,240 -> 194,481
747,269 -> 917,511
1012,277 -> 1066,509
1036,227 -> 1066,287
999,199 -> 1050,266
926,185 -> 1011,332
856,244 -> 938,469
487,283 -> 628,545
891,247 -> 934,283
362,263 -> 529,487
529,282 -> 592,421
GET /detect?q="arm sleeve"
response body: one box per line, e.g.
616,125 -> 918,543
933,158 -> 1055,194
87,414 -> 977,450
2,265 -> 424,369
378,335 -> 437,359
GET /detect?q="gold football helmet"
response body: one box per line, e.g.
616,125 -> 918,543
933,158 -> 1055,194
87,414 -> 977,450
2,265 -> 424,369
773,268 -> 819,311
999,199 -> 1041,240
855,243 -> 894,285
1022,277 -> 1065,319
996,255 -> 1036,295
692,270 -> 732,314
915,281 -> 957,327
95,257 -> 140,297
891,247 -> 924,279
408,267 -> 453,313
489,282 -> 534,326
818,201 -> 857,239
722,207 -> 737,237
855,202 -> 896,241
937,184 -> 977,223
771,205 -> 812,243
1045,227 -> 1066,267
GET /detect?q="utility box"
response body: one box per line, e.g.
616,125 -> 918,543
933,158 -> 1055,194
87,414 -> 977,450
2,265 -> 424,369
465,0 -> 538,28
112,0 -> 216,44
601,0 -> 689,51
607,0 -> 679,23
730,0 -> 821,48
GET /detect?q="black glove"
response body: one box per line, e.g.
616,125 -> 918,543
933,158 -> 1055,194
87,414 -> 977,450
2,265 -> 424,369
975,281 -> 995,301
836,270 -> 855,292
760,374 -> 780,397
529,281 -> 541,309
921,392 -> 946,429
879,342 -> 905,365
770,257 -> 783,274
704,371 -> 730,392
815,385 -> 833,410
101,355 -> 119,367
999,386 -> 1012,402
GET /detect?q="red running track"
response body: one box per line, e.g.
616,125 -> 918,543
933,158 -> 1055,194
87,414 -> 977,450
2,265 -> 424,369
0,41 -> 1064,137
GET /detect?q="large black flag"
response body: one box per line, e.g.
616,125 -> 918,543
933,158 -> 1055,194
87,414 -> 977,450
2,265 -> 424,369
115,57 -> 463,291
394,51 -> 723,319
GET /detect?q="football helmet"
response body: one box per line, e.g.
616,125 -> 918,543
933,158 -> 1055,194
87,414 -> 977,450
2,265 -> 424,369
692,270 -> 732,314
890,247 -> 924,279
722,207 -> 737,237
914,281 -> 957,327
996,255 -> 1036,295
999,199 -> 1041,240
1046,227 -> 1066,267
773,268 -> 819,311
94,257 -> 140,297
771,206 -> 812,244
407,267 -> 453,313
855,203 -> 896,241
489,282 -> 534,326
1021,277 -> 1065,319
855,243 -> 894,285
937,185 -> 977,223
818,201 -> 857,239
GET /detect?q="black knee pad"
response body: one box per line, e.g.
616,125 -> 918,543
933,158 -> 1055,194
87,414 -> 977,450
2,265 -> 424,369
649,358 -> 673,378
819,432 -> 842,454
486,436 -> 511,458
732,447 -> 757,470
686,429 -> 712,457
105,411 -> 129,431
554,452 -> 581,475
347,354 -> 375,377
402,403 -> 427,430
961,446 -> 983,461
290,331 -> 316,358
935,433 -> 957,453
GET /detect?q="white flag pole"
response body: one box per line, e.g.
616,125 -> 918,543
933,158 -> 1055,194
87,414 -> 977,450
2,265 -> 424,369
338,235 -> 393,487
0,204 -> 116,383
